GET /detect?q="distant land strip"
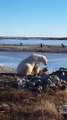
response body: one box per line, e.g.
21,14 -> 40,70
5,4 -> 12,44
0,36 -> 67,40
0,44 -> 67,53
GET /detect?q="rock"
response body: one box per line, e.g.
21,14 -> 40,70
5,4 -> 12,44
37,85 -> 43,92
0,107 -> 4,112
49,85 -> 59,91
42,79 -> 51,88
10,80 -> 18,88
49,75 -> 60,84
35,79 -> 42,86
59,85 -> 67,91
0,80 -> 3,87
26,81 -> 35,89
53,67 -> 67,81
0,67 -> 67,92
41,73 -> 48,79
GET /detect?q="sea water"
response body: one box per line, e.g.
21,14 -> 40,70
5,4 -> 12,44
0,51 -> 67,71
0,39 -> 67,45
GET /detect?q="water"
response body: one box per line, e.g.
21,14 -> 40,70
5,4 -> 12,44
0,39 -> 67,45
0,51 -> 67,71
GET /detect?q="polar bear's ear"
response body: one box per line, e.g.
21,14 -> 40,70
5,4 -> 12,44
33,53 -> 38,60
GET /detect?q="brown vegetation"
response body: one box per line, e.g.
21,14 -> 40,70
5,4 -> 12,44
0,83 -> 67,120
0,66 -> 67,120
0,44 -> 67,53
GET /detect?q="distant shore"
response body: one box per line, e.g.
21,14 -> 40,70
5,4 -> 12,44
0,44 -> 67,53
0,36 -> 67,40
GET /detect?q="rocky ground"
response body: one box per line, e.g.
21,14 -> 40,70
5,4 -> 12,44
0,66 -> 67,120
0,65 -> 16,73
0,44 -> 67,53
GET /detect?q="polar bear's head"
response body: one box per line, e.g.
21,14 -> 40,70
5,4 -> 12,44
33,53 -> 47,65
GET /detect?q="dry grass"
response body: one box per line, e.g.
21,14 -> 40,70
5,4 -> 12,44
0,88 -> 67,120
0,70 -> 67,120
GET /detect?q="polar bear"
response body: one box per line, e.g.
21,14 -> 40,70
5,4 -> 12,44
17,53 -> 47,76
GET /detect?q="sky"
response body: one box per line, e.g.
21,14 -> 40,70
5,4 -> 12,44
0,0 -> 67,37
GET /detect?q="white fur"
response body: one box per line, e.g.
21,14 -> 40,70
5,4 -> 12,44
17,53 -> 47,75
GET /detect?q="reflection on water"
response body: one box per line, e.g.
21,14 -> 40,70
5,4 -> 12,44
0,52 -> 67,71
0,39 -> 67,45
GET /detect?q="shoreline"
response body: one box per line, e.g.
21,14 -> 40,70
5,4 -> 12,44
0,44 -> 67,53
0,64 -> 16,73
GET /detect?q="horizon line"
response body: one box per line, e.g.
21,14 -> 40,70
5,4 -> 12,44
0,36 -> 67,38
